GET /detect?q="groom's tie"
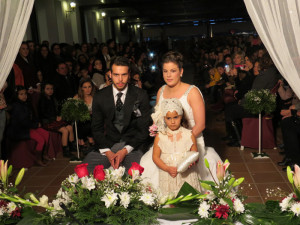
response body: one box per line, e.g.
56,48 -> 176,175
116,92 -> 123,111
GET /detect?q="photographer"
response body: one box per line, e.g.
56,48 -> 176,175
279,93 -> 300,170
99,69 -> 112,90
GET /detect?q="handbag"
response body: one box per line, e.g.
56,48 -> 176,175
177,151 -> 200,173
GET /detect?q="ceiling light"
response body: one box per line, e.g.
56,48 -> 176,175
101,12 -> 106,17
121,19 -> 126,24
70,2 -> 76,9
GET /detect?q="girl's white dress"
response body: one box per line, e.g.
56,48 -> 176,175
140,85 -> 221,190
157,127 -> 201,195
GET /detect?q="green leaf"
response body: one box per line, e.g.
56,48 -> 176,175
228,177 -> 235,186
200,182 -> 212,191
223,197 -> 233,208
7,165 -> 13,177
199,180 -> 215,186
204,158 -> 210,169
232,177 -> 244,187
159,206 -> 199,221
176,182 -> 199,197
287,166 -> 294,184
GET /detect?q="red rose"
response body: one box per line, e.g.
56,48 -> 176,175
128,162 -> 144,176
93,165 -> 106,181
74,163 -> 89,178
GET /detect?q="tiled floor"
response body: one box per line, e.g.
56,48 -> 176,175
8,104 -> 291,205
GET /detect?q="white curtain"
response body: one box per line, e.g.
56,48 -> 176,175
244,0 -> 300,99
0,0 -> 34,89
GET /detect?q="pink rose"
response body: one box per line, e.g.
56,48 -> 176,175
128,162 -> 144,176
93,165 -> 106,181
74,163 -> 89,178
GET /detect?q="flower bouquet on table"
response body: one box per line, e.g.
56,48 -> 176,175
160,159 -> 265,225
18,162 -> 161,225
0,160 -> 40,224
258,164 -> 300,225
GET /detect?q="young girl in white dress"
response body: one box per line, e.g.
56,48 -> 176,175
140,51 -> 221,190
152,98 -> 201,195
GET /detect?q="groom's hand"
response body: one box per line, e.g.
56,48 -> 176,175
105,151 -> 116,169
114,148 -> 128,169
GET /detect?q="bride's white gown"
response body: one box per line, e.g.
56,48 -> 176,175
140,85 -> 221,189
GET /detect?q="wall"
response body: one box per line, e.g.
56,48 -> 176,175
24,0 -> 84,44
142,21 -> 255,41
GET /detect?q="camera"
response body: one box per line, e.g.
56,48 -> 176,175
150,64 -> 156,72
225,65 -> 230,72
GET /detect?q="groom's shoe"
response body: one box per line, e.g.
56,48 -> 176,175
277,157 -> 292,166
221,135 -> 233,141
227,140 -> 240,147
282,164 -> 294,171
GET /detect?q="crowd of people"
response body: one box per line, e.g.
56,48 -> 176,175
191,34 -> 300,170
0,39 -> 162,166
0,34 -> 299,177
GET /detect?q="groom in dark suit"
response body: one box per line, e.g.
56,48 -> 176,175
83,56 -> 151,172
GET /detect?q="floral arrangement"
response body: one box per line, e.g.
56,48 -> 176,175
195,159 -> 247,224
160,159 -> 266,224
149,123 -> 158,137
15,162 -> 161,225
0,160 -> 36,224
278,165 -> 300,216
61,98 -> 90,122
243,89 -> 276,115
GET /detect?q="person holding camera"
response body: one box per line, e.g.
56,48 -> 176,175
277,80 -> 300,170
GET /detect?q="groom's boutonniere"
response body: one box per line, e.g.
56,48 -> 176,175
133,101 -> 142,117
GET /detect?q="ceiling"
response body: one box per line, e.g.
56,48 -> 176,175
77,0 -> 250,27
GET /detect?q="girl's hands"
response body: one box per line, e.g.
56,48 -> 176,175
167,166 -> 177,178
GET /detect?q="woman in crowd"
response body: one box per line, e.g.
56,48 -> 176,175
38,82 -> 75,158
74,78 -> 96,152
91,58 -> 105,89
7,86 -> 49,166
36,44 -> 56,82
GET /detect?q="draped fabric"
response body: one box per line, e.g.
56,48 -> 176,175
0,0 -> 34,89
244,0 -> 300,98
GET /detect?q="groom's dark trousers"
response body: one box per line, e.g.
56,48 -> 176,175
83,84 -> 151,172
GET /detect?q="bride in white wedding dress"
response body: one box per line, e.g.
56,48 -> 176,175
140,51 -> 221,190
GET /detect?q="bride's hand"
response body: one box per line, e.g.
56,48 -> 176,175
167,166 -> 177,178
188,159 -> 198,169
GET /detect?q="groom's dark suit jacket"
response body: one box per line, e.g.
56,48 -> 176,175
92,84 -> 151,151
